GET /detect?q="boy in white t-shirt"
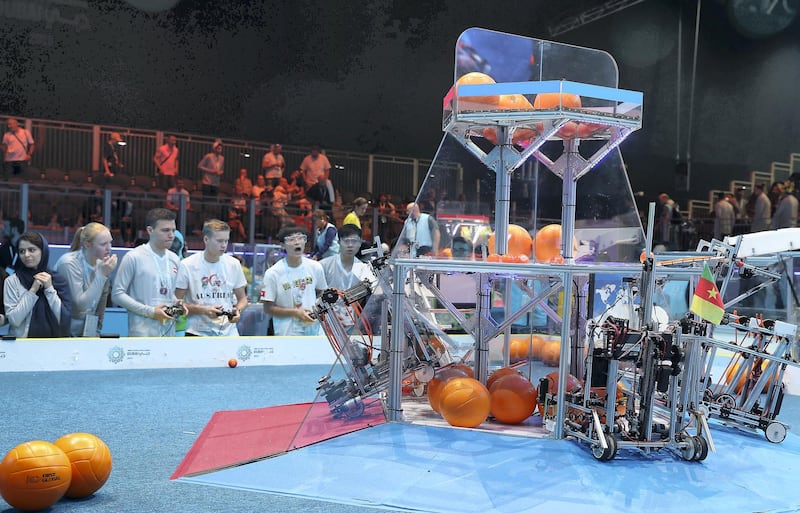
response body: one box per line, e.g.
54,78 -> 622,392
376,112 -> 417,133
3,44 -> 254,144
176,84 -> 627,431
175,219 -> 248,336
259,224 -> 327,336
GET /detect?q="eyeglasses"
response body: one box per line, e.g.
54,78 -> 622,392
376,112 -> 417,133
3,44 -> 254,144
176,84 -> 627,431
340,237 -> 361,245
284,235 -> 307,243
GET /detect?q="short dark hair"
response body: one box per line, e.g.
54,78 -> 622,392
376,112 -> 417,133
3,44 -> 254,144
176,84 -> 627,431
338,223 -> 362,240
145,208 -> 176,228
277,224 -> 307,242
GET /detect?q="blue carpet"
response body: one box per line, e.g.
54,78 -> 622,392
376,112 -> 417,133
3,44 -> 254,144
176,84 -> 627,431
181,421 -> 800,513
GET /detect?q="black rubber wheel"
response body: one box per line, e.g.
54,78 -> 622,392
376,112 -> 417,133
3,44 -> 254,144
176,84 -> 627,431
692,436 -> 709,461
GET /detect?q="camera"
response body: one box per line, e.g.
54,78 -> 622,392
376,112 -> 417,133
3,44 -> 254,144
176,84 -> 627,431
162,304 -> 185,317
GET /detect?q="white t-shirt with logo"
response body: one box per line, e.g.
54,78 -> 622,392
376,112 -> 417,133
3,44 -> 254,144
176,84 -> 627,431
175,253 -> 247,336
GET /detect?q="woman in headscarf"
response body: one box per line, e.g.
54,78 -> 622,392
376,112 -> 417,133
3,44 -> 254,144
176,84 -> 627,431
3,231 -> 72,337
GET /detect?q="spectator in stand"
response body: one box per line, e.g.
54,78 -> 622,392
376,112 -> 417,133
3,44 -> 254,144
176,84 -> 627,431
111,208 -> 184,336
83,189 -> 104,224
198,139 -> 225,197
235,168 -> 253,198
175,219 -> 248,336
227,208 -> 247,243
310,211 -> 339,260
713,192 -> 735,240
251,174 -> 267,200
342,197 -> 369,229
102,132 -> 125,177
749,183 -> 771,232
262,143 -> 286,182
301,145 -> 332,208
375,192 -> 398,244
259,225 -> 328,336
2,118 -> 34,177
153,134 -> 179,190
292,198 -> 313,233
771,187 -> 798,229
400,202 -> 440,257
54,222 -> 117,337
4,231 -> 71,338
166,179 -> 192,212
114,191 -> 135,247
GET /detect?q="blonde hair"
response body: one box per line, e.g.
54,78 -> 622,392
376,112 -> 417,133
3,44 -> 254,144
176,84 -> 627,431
202,219 -> 231,238
70,222 -> 109,252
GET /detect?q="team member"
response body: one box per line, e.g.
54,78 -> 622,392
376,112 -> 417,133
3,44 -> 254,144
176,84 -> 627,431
320,224 -> 375,333
112,208 -> 183,336
3,232 -> 71,338
55,222 -> 118,337
175,219 -> 248,336
259,225 -> 327,336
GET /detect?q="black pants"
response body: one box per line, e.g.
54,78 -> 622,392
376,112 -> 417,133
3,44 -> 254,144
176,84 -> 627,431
3,160 -> 26,176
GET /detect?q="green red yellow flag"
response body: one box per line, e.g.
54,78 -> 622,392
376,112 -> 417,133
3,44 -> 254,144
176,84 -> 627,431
690,263 -> 725,324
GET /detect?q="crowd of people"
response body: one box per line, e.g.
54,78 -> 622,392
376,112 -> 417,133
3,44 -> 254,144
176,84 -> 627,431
0,195 -> 442,338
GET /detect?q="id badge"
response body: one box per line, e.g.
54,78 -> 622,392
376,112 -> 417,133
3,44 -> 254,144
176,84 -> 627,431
83,313 -> 99,337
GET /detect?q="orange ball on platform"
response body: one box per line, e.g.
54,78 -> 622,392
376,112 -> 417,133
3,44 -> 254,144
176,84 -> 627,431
487,367 -> 522,390
534,224 -> 563,263
533,92 -> 582,109
449,363 -> 475,379
530,335 -> 547,360
488,225 -> 533,257
456,72 -> 498,105
541,340 -> 561,367
53,433 -> 112,499
439,377 -> 491,428
545,371 -> 583,395
490,373 -> 538,424
509,337 -> 532,362
498,93 -> 533,110
0,440 -> 72,511
427,367 -> 469,413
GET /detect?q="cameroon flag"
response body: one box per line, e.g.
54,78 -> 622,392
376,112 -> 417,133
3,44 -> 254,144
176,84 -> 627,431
690,263 -> 725,324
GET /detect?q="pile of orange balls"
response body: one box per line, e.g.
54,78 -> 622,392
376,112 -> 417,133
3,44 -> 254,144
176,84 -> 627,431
0,433 -> 112,512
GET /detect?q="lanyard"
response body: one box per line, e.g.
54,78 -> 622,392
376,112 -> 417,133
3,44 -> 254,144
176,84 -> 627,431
147,244 -> 172,295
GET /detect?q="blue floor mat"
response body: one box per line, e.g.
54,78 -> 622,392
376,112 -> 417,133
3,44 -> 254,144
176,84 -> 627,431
180,421 -> 800,513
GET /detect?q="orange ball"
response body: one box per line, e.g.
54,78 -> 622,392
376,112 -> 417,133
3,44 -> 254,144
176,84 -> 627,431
449,363 -> 475,379
0,440 -> 72,511
724,360 -> 773,393
228,358 -> 238,368
427,367 -> 469,413
534,224 -> 563,263
498,93 -> 533,110
541,340 -> 561,367
533,92 -> 582,109
487,367 -> 522,390
488,224 -> 533,258
530,335 -> 547,360
439,377 -> 491,428
486,253 -> 501,262
456,72 -> 498,105
53,433 -> 112,499
509,337 -> 532,362
545,371 -> 582,395
482,127 -> 499,145
490,373 -> 538,424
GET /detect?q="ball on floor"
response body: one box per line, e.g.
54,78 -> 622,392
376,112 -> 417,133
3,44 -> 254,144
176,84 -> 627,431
0,440 -> 72,511
490,373 -> 538,424
53,432 -> 112,499
228,358 -> 238,368
439,377 -> 491,428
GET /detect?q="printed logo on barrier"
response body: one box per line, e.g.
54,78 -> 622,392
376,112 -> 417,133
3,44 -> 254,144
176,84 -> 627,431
237,345 -> 252,362
108,346 -> 125,364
